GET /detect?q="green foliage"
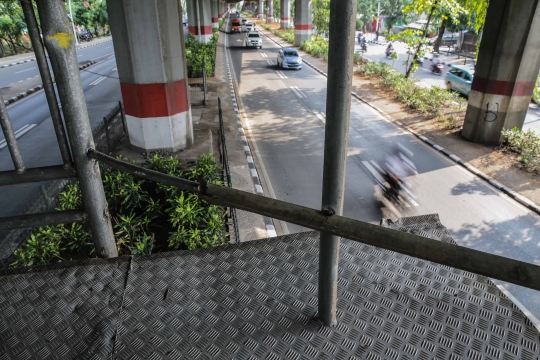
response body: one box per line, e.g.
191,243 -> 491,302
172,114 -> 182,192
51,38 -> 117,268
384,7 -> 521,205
300,36 -> 329,61
13,154 -> 228,267
501,127 -> 540,170
353,51 -> 364,64
312,0 -> 330,35
356,60 -> 463,118
0,2 -> 29,56
388,29 -> 427,75
185,33 -> 218,78
273,28 -> 295,43
66,0 -> 109,34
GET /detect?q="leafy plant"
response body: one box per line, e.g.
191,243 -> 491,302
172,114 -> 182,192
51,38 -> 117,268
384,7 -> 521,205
533,75 -> 540,105
300,36 -> 329,60
185,33 -> 218,77
501,127 -> 540,170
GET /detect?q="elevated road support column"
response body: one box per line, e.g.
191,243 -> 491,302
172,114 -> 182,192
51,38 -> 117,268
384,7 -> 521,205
107,0 -> 193,152
294,0 -> 312,46
462,0 -> 540,144
187,0 -> 213,43
267,0 -> 274,23
212,0 -> 219,29
258,0 -> 264,19
280,0 -> 291,28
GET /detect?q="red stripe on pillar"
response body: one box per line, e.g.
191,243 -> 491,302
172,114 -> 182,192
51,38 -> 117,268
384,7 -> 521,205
295,24 -> 311,30
212,17 -> 218,22
121,80 -> 189,118
471,77 -> 536,97
281,17 -> 290,21
188,26 -> 213,35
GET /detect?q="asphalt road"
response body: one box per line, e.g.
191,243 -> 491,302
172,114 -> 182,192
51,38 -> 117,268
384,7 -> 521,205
355,37 -> 540,134
0,38 -> 114,88
0,55 -> 121,220
226,29 -> 540,326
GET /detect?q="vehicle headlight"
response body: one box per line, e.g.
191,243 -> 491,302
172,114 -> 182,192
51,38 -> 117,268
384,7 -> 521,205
298,58 -> 302,63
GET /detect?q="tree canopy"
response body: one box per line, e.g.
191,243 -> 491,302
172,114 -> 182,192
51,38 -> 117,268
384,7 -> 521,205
0,2 -> 29,56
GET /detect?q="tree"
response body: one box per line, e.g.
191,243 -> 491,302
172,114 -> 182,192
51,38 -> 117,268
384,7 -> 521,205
0,2 -> 29,56
402,0 -> 466,77
312,0 -> 330,36
65,0 -> 109,36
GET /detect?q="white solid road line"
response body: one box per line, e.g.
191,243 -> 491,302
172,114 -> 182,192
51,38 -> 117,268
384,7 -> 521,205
15,67 -> 35,74
0,124 -> 37,149
290,86 -> 306,98
90,76 -> 106,86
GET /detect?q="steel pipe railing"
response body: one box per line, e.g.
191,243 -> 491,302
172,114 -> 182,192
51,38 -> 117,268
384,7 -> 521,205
0,165 -> 77,187
0,210 -> 87,231
0,93 -> 25,173
88,149 -> 540,292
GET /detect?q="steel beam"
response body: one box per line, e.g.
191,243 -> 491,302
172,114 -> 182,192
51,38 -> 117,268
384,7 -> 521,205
0,165 -> 77,187
0,210 -> 87,231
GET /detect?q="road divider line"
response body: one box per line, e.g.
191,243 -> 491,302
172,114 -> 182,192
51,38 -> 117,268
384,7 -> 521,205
0,124 -> 36,149
15,67 -> 36,74
111,67 -> 117,72
90,76 -> 106,86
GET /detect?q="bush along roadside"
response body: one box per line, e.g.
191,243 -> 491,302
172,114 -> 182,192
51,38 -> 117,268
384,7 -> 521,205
185,31 -> 219,78
355,60 -> 466,126
260,24 -> 329,62
501,127 -> 540,172
11,154 -> 228,267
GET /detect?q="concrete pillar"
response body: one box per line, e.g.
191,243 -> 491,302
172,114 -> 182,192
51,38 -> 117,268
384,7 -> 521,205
294,0 -> 311,45
267,0 -> 274,23
218,1 -> 223,21
107,0 -> 193,152
258,0 -> 264,19
462,0 -> 540,144
211,0 -> 219,28
280,0 -> 290,28
187,0 -> 213,43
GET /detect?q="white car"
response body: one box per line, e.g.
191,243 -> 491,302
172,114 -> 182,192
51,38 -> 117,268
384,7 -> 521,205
277,48 -> 302,69
245,32 -> 262,49
245,22 -> 255,32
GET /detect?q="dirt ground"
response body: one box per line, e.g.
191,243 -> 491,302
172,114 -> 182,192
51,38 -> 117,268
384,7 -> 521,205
249,18 -> 540,207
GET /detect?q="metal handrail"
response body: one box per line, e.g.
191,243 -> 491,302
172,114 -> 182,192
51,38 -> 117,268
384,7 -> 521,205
88,148 -> 540,292
217,97 -> 240,243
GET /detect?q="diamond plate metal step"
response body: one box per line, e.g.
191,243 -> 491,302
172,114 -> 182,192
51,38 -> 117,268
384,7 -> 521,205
1,215 -> 539,359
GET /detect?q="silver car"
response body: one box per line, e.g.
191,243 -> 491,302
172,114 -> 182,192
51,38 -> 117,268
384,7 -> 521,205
277,48 -> 303,69
244,32 -> 262,49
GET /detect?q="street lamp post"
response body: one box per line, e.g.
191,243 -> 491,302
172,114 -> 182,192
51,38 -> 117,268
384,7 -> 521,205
68,0 -> 79,46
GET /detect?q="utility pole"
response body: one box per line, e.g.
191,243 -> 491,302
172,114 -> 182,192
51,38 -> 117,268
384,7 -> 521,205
68,0 -> 79,46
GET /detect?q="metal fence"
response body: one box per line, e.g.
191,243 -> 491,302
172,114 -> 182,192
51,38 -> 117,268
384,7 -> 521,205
188,58 -> 208,106
217,97 -> 240,243
0,101 -> 127,267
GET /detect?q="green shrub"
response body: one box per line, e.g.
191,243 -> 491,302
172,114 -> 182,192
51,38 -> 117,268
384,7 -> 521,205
273,28 -> 295,43
501,127 -> 540,169
300,36 -> 329,60
533,75 -> 540,105
12,154 -> 228,267
355,60 -> 463,118
185,33 -> 218,78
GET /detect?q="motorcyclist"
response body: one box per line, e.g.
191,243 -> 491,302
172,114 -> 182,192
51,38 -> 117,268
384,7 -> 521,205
383,145 -> 417,202
431,54 -> 442,72
385,43 -> 394,56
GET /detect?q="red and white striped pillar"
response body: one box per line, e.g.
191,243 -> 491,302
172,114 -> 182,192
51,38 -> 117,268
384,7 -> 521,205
462,0 -> 540,144
187,0 -> 213,43
107,0 -> 193,152
211,0 -> 219,29
280,0 -> 291,28
294,0 -> 312,46
266,0 -> 274,23
258,0 -> 264,19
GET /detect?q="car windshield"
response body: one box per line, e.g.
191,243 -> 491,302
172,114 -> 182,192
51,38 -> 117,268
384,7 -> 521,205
232,22 -> 240,25
248,34 -> 260,38
284,51 -> 298,57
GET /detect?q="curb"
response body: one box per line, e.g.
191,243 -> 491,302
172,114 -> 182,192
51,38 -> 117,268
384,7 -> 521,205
223,33 -> 277,238
3,61 -> 96,106
260,29 -> 540,216
0,38 -> 112,70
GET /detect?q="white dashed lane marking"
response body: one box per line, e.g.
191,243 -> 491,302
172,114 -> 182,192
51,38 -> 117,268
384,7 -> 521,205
0,124 -> 37,149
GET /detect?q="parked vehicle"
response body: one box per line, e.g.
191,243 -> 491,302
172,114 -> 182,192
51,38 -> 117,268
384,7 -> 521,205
244,31 -> 262,49
79,31 -> 93,42
231,20 -> 241,33
277,48 -> 303,69
360,39 -> 367,52
445,64 -> 475,96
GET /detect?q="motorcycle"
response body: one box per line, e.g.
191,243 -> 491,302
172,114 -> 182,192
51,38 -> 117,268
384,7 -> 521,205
79,32 -> 93,42
431,62 -> 444,75
360,40 -> 367,52
385,47 -> 395,58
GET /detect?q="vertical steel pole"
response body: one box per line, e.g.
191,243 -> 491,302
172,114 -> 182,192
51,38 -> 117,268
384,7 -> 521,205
318,0 -> 357,326
36,0 -> 117,258
104,116 -> 111,153
20,0 -> 73,168
119,101 -> 127,133
0,93 -> 26,173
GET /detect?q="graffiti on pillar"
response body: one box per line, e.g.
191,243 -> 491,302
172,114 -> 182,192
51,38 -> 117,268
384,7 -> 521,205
484,102 -> 499,123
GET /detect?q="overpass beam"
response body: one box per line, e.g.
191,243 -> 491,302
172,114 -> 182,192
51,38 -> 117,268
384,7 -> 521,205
294,0 -> 312,46
107,0 -> 193,153
462,0 -> 540,144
